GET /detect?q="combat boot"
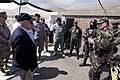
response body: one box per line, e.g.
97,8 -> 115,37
69,49 -> 73,57
79,58 -> 87,67
3,63 -> 10,70
1,67 -> 7,73
76,49 -> 79,60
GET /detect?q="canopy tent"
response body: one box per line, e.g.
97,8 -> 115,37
0,0 -> 120,32
0,0 -> 120,17
0,0 -> 120,12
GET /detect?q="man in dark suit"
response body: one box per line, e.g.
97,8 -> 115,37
11,13 -> 38,80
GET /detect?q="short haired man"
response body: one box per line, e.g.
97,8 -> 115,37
52,18 -> 66,56
33,13 -> 41,46
69,20 -> 82,60
33,13 -> 46,58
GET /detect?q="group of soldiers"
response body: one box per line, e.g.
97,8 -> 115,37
32,15 -> 120,80
0,11 -> 120,80
33,15 -> 83,59
80,17 -> 120,80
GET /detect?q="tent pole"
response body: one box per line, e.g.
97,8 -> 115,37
19,0 -> 22,14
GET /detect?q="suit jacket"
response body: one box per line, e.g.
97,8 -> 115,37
12,27 -> 38,71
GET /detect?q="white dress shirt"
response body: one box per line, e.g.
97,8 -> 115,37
19,26 -> 34,43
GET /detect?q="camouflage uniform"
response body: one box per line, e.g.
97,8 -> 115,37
81,28 -> 97,65
33,13 -> 42,47
3,23 -> 11,70
80,19 -> 97,66
41,18 -> 50,51
37,23 -> 45,56
0,12 -> 11,73
33,21 -> 40,46
33,20 -> 46,57
114,28 -> 120,46
112,21 -> 120,57
89,18 -> 115,80
70,21 -> 82,59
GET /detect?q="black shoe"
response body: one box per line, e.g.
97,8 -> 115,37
77,56 -> 79,60
62,54 -> 65,57
69,53 -> 73,57
0,68 -> 7,74
46,50 -> 48,52
79,63 -> 86,67
51,53 -> 57,56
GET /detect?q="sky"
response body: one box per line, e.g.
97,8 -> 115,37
0,0 -> 119,10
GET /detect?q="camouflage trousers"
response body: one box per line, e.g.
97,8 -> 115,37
44,36 -> 48,51
89,63 -> 111,80
70,39 -> 81,52
89,50 -> 112,80
0,45 -> 11,68
34,38 -> 39,47
82,44 -> 89,59
0,46 -> 5,67
3,45 -> 11,64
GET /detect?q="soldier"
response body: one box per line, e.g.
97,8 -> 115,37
0,12 -> 11,73
33,13 -> 41,47
79,19 -> 97,66
33,13 -> 45,58
88,17 -> 115,80
41,18 -> 50,51
52,18 -> 66,56
63,21 -> 71,49
69,20 -> 82,60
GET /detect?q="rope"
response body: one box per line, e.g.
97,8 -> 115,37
98,0 -> 107,16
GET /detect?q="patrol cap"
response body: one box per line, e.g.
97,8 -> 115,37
97,17 -> 109,24
16,13 -> 34,22
0,12 -> 7,18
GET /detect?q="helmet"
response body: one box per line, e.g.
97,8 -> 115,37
90,19 -> 97,29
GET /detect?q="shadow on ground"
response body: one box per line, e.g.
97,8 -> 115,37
65,52 -> 83,58
34,67 -> 68,80
38,51 -> 65,64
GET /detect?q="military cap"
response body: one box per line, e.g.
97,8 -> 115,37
0,12 -> 7,17
16,13 -> 34,22
97,17 -> 109,24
